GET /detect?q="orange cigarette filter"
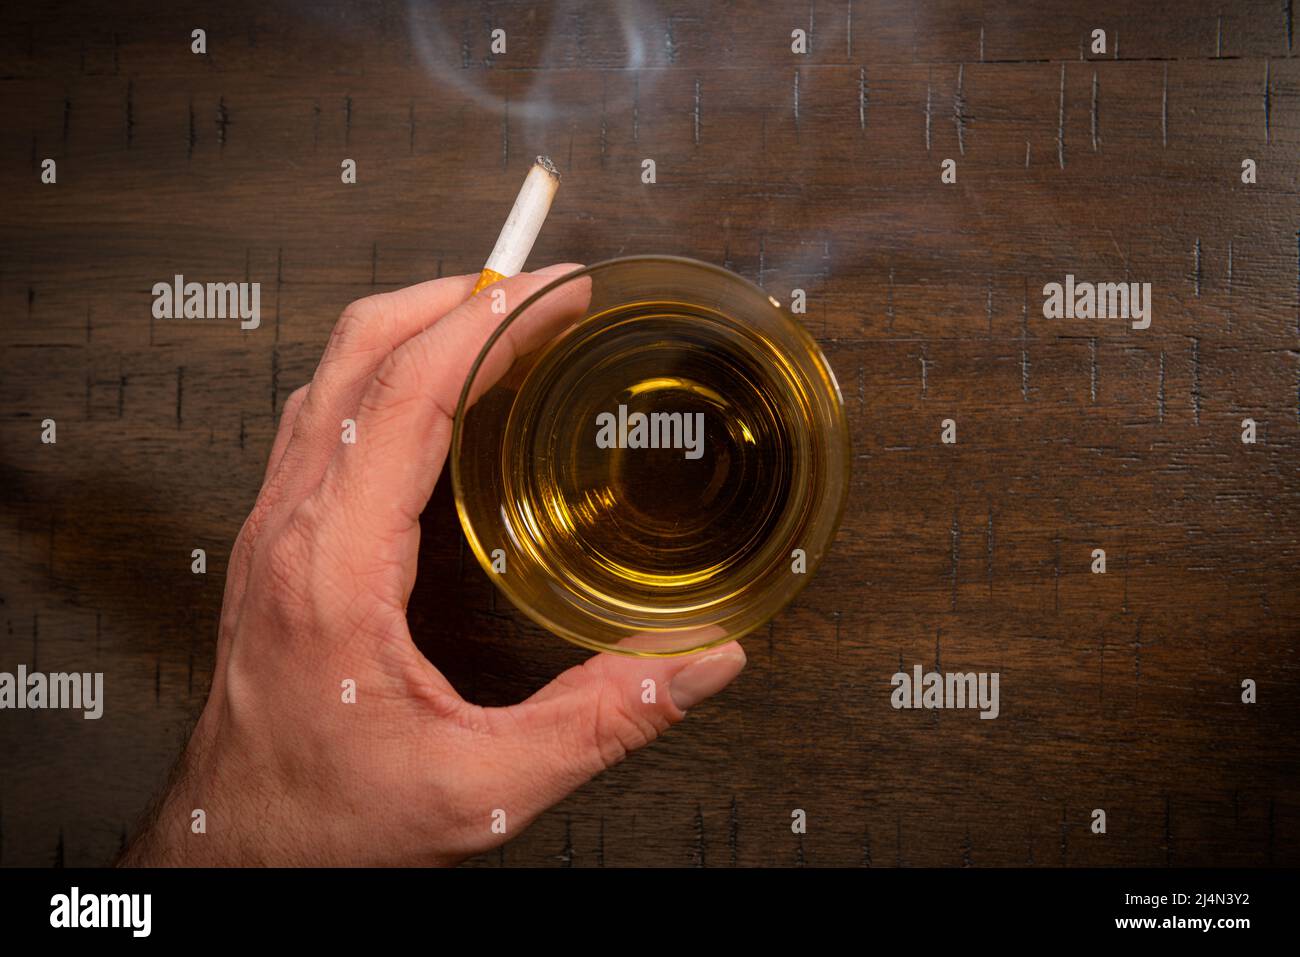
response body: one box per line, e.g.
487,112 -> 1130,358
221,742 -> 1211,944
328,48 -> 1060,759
472,156 -> 562,295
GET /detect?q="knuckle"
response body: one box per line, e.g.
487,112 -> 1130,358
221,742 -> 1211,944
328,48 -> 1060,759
334,297 -> 381,345
589,683 -> 660,772
282,384 -> 309,418
360,344 -> 424,418
260,502 -> 319,604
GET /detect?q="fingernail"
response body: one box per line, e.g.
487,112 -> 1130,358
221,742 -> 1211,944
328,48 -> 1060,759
670,646 -> 747,712
534,262 -> 585,276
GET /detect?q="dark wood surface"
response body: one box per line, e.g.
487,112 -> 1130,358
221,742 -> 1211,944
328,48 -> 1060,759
1,0 -> 1297,867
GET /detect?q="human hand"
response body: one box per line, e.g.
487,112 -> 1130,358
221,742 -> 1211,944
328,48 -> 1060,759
118,264 -> 747,867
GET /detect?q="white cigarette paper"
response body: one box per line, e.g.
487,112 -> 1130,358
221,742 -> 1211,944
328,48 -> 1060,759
481,156 -> 561,279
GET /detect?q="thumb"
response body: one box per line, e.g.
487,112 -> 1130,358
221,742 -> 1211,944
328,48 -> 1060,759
487,642 -> 747,821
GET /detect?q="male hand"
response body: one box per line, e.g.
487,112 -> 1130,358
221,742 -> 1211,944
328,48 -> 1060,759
119,264 -> 747,866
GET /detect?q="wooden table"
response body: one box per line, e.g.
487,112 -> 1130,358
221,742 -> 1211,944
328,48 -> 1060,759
1,0 -> 1296,867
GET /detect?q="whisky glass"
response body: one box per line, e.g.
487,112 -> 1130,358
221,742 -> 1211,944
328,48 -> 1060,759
451,255 -> 850,656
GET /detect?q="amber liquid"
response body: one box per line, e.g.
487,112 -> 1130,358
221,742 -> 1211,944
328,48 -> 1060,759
499,301 -> 814,618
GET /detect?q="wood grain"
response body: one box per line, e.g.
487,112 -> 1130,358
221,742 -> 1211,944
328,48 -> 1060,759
0,0 -> 1297,867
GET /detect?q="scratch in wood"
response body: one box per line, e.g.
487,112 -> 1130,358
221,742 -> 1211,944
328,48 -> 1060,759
1053,530 -> 1061,613
950,513 -> 959,611
858,67 -> 867,130
1122,534 -> 1129,613
953,64 -> 967,155
846,1 -> 853,58
1190,336 -> 1201,425
1090,337 -> 1098,402
216,96 -> 229,148
559,814 -> 573,867
919,345 -> 929,397
1099,631 -> 1106,701
1193,237 -> 1202,297
1057,64 -> 1066,168
1216,15 -> 1223,57
862,826 -> 872,867
986,510 -> 994,595
1022,348 -> 1030,400
758,234 -> 766,287
275,247 -> 283,342
1090,70 -> 1099,151
1164,63 -> 1175,146
664,18 -> 677,64
1227,237 -> 1234,330
599,78 -> 608,165
691,804 -> 705,867
985,279 -> 992,335
886,266 -> 896,328
1264,60 -> 1271,145
1158,350 -> 1166,423
693,78 -> 701,145
125,79 -> 134,148
924,79 -> 932,151
1024,139 -> 1031,168
729,796 -> 739,866
979,24 -> 985,62
793,70 -> 800,132
1133,613 -> 1144,696
633,75 -> 639,142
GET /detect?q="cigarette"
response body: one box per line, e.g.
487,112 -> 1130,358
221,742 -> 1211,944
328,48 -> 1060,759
471,155 -> 561,295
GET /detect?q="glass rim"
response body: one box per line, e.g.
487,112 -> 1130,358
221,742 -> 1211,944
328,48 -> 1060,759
449,253 -> 853,656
